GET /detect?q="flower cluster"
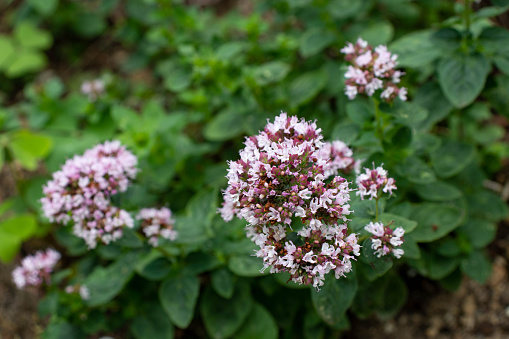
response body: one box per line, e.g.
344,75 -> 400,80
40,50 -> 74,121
364,222 -> 405,258
136,207 -> 178,247
41,140 -> 138,249
12,249 -> 61,289
81,79 -> 105,101
341,38 -> 407,102
220,112 -> 360,289
356,164 -> 397,200
318,140 -> 359,178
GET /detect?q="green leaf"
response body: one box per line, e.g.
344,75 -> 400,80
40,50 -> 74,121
400,233 -> 420,259
211,267 -> 235,299
84,252 -> 140,307
137,257 -> 172,281
478,26 -> 509,54
414,82 -> 453,131
346,100 -> 373,126
360,239 -> 393,280
234,303 -> 278,339
8,130 -> 52,170
0,214 -> 37,240
461,250 -> 492,283
299,28 -> 335,58
379,213 -> 417,233
493,55 -> 509,76
0,36 -> 15,69
159,274 -> 200,328
14,22 -> 53,49
228,255 -> 266,277
0,230 -> 21,262
428,252 -> 459,280
492,0 -> 509,6
431,139 -> 475,178
163,64 -> 193,93
289,69 -> 328,107
438,52 -> 490,108
376,273 -> 408,319
327,0 -> 363,19
311,273 -> 357,325
331,122 -> 360,144
54,227 -> 87,256
183,188 -> 218,237
204,108 -> 245,141
395,155 -> 436,184
216,42 -> 246,60
383,101 -> 428,127
411,203 -> 464,242
28,0 -> 59,16
131,304 -> 174,339
358,21 -> 394,46
200,283 -> 253,339
458,218 -> 496,249
252,61 -> 291,86
415,181 -> 463,202
41,321 -> 84,339
5,50 -> 47,78
466,191 -> 509,222
390,30 -> 442,67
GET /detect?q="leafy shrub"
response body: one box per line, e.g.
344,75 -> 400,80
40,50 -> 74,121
2,0 -> 509,338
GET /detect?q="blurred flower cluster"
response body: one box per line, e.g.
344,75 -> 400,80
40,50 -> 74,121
341,38 -> 407,102
41,140 -> 138,248
136,207 -> 178,247
12,249 -> 61,289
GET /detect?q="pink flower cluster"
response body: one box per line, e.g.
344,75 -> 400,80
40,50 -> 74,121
220,112 -> 360,289
356,164 -> 397,200
318,140 -> 359,178
341,38 -> 407,102
41,140 -> 138,249
364,222 -> 404,258
12,249 -> 61,289
136,207 -> 178,247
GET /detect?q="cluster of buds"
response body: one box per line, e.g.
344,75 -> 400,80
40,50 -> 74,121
81,79 -> 105,101
318,140 -> 359,178
136,207 -> 178,247
364,222 -> 405,258
12,249 -> 61,289
41,140 -> 138,249
356,164 -> 397,200
341,38 -> 407,102
220,112 -> 360,289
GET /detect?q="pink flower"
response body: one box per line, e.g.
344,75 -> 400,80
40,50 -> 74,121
136,207 -> 177,247
41,141 -> 138,248
356,164 -> 397,200
219,112 -> 359,289
12,249 -> 61,289
364,222 -> 405,258
341,38 -> 407,102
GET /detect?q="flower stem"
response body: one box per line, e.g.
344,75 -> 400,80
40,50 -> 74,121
464,0 -> 471,33
375,198 -> 379,222
374,97 -> 383,142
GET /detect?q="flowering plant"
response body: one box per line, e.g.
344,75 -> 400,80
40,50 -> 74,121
220,112 -> 404,289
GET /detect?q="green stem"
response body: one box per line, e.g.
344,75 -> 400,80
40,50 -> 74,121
465,0 -> 471,33
375,198 -> 379,222
374,97 -> 383,142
